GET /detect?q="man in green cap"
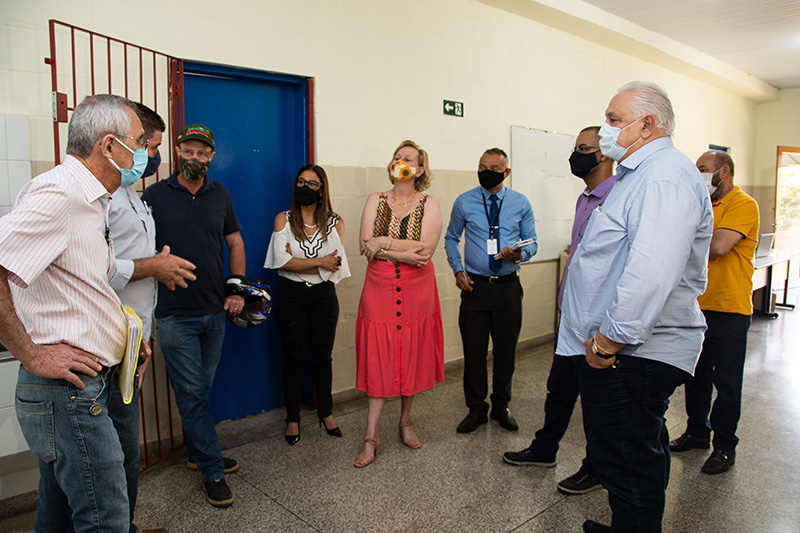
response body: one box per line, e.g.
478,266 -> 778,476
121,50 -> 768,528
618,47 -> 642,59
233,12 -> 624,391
142,124 -> 246,508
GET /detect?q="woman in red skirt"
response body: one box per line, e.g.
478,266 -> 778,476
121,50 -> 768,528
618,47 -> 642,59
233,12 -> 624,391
354,140 -> 444,468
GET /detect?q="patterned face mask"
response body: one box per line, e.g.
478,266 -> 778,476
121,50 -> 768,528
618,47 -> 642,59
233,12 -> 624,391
178,157 -> 210,181
390,159 -> 418,182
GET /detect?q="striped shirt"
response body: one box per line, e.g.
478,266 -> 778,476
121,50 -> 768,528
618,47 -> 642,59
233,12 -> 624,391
0,156 -> 127,366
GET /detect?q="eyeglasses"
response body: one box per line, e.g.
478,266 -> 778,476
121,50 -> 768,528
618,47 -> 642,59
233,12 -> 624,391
118,135 -> 148,149
573,145 -> 599,154
296,178 -> 322,190
178,148 -> 213,161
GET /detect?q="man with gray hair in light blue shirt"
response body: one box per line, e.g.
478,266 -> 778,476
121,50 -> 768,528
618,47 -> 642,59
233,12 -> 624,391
560,81 -> 713,533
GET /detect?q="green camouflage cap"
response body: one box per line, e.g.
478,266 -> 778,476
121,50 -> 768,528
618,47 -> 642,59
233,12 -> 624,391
177,124 -> 214,149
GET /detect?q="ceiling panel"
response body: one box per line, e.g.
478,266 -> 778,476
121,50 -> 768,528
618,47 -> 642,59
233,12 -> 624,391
582,0 -> 800,89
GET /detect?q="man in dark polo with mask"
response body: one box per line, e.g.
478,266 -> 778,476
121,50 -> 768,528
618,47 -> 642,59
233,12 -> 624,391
445,148 -> 537,434
142,124 -> 246,508
503,126 -> 614,496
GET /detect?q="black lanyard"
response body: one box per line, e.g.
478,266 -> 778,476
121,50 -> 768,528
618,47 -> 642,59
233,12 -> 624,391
482,193 -> 504,240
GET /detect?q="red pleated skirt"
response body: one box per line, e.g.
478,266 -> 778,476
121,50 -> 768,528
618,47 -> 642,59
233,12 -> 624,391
356,259 -> 444,397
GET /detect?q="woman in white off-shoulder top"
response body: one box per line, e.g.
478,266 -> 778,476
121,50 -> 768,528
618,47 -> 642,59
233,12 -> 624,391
264,164 -> 350,445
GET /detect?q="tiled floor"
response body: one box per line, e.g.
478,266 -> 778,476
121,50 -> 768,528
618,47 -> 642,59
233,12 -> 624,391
3,294 -> 800,532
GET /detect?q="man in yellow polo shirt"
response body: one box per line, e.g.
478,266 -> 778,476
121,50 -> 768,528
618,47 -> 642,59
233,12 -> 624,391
670,150 -> 759,474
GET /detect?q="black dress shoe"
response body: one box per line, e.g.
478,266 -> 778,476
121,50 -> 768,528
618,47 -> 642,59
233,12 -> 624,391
456,412 -> 488,433
701,449 -> 735,474
669,432 -> 710,452
319,417 -> 343,437
285,423 -> 300,445
582,520 -> 611,532
490,408 -> 518,431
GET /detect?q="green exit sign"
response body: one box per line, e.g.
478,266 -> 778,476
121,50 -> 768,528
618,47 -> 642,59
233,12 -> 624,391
443,100 -> 464,117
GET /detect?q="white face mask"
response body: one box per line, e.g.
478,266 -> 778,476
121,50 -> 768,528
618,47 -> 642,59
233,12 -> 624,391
701,169 -> 720,197
598,117 -> 643,161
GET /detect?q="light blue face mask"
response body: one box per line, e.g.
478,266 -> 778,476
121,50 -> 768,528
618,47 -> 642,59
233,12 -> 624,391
111,137 -> 148,186
598,117 -> 643,161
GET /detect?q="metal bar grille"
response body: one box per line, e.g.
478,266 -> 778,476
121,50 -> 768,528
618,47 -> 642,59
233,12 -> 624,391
45,19 -> 185,472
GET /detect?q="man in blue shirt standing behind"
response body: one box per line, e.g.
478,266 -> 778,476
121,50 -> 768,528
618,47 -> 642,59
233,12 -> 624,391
445,148 -> 537,434
565,82 -> 713,533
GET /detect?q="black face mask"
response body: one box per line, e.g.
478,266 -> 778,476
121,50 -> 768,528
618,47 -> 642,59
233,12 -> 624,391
295,185 -> 321,206
143,151 -> 162,178
569,151 -> 600,179
478,169 -> 505,190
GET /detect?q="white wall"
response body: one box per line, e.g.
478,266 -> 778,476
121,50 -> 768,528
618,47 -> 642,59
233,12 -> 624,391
0,0 -> 760,174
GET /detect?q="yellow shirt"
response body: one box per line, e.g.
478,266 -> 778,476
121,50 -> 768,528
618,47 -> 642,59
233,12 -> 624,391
698,186 -> 759,315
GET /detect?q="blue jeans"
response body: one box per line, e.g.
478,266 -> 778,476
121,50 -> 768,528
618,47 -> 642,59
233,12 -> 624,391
15,366 -> 129,533
158,312 -> 226,482
108,379 -> 141,533
683,310 -> 750,451
580,355 -> 690,533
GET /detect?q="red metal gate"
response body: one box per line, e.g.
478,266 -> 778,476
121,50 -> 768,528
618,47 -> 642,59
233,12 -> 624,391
44,19 -> 185,471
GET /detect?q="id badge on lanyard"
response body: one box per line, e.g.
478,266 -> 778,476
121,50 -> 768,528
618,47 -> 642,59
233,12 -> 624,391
483,194 -> 503,257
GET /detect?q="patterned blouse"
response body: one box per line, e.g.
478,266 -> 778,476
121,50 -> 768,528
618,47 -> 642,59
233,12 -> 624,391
264,212 -> 351,285
373,192 -> 427,241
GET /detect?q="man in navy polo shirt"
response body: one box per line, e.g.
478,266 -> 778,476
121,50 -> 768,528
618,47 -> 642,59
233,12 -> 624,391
142,124 -> 246,508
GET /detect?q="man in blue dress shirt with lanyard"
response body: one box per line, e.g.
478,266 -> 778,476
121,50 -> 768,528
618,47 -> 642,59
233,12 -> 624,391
566,82 -> 713,533
445,148 -> 537,434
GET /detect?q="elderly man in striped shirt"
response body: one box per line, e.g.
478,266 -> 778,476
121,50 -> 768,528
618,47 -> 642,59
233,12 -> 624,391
0,94 -> 149,532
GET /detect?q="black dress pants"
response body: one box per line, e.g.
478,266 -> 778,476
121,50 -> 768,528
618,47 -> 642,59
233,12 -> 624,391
684,310 -> 750,451
273,278 -> 339,422
458,276 -> 522,414
529,353 -> 591,473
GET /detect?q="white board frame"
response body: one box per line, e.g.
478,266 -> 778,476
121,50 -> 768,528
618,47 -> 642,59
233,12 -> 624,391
510,126 -> 585,262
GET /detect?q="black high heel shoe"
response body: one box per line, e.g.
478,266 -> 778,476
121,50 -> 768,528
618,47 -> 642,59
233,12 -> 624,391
285,423 -> 300,445
319,416 -> 343,437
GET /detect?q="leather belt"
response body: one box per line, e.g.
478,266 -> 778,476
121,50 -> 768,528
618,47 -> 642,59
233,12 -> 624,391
468,272 -> 519,284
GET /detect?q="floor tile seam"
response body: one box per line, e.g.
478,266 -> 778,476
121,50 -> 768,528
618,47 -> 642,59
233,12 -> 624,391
233,472 -> 324,533
506,494 -> 572,532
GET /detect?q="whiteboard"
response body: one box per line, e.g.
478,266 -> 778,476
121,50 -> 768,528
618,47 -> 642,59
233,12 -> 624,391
510,126 -> 585,262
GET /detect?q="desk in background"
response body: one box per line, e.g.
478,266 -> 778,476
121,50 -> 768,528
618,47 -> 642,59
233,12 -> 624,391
753,251 -> 797,318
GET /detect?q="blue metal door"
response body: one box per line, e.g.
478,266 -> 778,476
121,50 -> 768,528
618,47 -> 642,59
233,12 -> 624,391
182,62 -> 309,422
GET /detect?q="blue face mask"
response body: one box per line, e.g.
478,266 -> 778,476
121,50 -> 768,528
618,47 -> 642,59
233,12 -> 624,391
598,117 -> 643,161
111,137 -> 148,186
143,151 -> 161,178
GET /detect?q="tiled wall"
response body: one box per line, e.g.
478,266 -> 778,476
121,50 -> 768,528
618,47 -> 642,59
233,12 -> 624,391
0,114 -> 35,499
0,114 -> 32,216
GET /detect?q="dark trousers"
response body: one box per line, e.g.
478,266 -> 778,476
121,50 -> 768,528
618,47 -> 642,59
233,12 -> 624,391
458,276 -> 522,414
273,278 -> 339,422
580,355 -> 690,533
529,354 -> 591,474
684,310 -> 750,451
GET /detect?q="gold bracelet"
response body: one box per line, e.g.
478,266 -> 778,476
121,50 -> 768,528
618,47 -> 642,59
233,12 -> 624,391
379,248 -> 387,256
592,335 -> 615,358
386,236 -> 393,251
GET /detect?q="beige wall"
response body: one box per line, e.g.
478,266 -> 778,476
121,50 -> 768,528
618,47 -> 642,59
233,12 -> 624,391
753,88 -> 800,233
0,0 -> 789,398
